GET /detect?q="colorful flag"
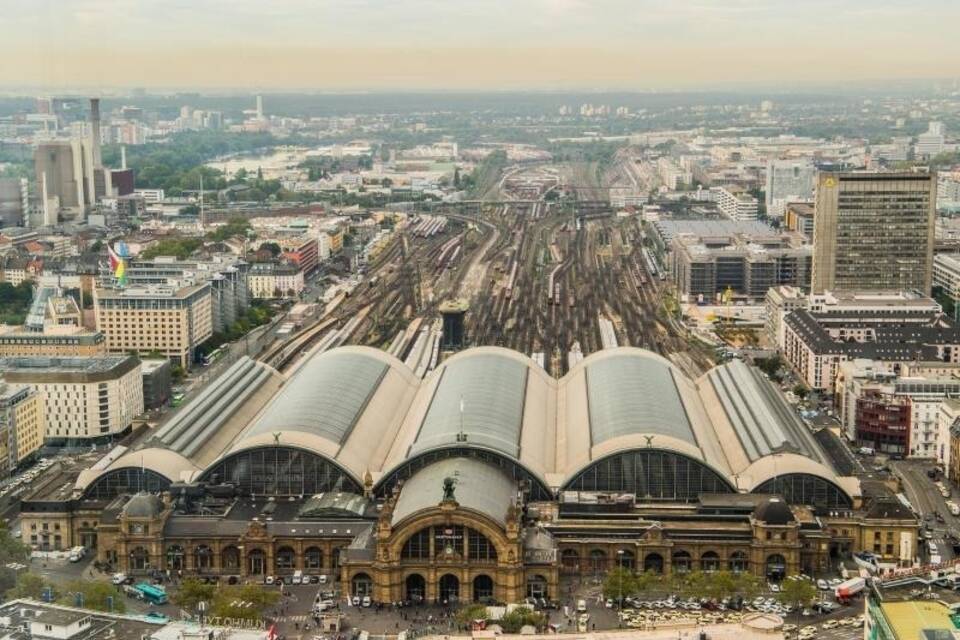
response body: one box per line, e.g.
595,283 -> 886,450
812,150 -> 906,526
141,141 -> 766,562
108,244 -> 128,287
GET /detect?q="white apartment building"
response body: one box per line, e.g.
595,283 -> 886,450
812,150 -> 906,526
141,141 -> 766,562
248,261 -> 305,299
0,355 -> 142,442
938,171 -> 960,211
916,122 -> 946,158
933,254 -> 960,307
712,185 -> 758,221
765,159 -> 816,218
764,285 -> 806,346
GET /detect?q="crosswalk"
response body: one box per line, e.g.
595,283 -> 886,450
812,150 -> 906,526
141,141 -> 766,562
274,614 -> 310,624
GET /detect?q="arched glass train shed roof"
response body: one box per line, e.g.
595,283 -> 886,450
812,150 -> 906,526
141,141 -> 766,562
80,345 -> 860,509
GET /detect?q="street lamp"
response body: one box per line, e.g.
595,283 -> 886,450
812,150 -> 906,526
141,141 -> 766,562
616,550 -> 625,607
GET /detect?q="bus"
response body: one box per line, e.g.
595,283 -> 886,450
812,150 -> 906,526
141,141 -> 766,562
135,583 -> 168,605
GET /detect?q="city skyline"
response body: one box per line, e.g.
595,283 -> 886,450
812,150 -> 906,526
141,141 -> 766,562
4,0 -> 960,91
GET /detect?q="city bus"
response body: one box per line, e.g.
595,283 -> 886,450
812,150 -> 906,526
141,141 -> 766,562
134,583 -> 168,605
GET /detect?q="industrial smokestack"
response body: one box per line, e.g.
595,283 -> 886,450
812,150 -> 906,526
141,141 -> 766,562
89,98 -> 102,168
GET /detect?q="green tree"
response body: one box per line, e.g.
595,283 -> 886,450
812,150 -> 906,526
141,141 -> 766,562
57,580 -> 126,613
7,572 -> 50,600
140,238 -> 204,260
174,578 -> 216,611
206,217 -> 251,242
603,566 -> 637,602
455,603 -> 489,626
778,577 -> 816,610
0,523 -> 31,594
792,384 -> 809,400
259,242 -> 282,257
498,606 -> 546,633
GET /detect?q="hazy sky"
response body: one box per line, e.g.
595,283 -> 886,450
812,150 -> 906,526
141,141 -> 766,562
4,0 -> 959,91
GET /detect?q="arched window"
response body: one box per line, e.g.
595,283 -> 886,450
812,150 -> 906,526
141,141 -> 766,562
752,474 -> 853,510
130,546 -> 149,572
401,529 -> 431,560
352,573 -> 373,597
199,446 -> 362,496
194,545 -> 213,572
643,553 -> 664,574
247,549 -> 266,575
473,574 -> 494,602
305,547 -> 323,570
589,549 -> 607,573
276,546 -> 296,570
84,468 -> 170,499
400,526 -> 497,562
166,545 -> 184,571
728,551 -> 749,573
616,549 -> 635,570
672,550 -> 692,574
563,449 -> 735,502
468,529 -> 497,561
766,554 -> 787,580
561,549 -> 580,570
701,551 -> 720,573
222,546 -> 240,572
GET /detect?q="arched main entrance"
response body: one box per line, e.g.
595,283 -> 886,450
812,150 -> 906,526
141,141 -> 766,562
405,574 -> 426,603
438,573 -> 460,604
473,575 -> 494,602
352,573 -> 373,597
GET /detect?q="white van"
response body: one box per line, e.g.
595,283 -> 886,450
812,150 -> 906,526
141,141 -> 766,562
68,546 -> 85,562
577,599 -> 587,613
292,570 -> 303,585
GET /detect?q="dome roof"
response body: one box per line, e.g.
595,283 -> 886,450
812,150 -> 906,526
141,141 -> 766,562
122,493 -> 164,519
753,497 -> 795,525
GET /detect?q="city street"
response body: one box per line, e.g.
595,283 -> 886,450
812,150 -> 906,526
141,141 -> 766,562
892,459 -> 958,562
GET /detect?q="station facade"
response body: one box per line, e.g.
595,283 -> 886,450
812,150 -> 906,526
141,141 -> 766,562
19,346 -> 918,604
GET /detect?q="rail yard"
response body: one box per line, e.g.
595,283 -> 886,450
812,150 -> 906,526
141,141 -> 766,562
262,164 -> 714,379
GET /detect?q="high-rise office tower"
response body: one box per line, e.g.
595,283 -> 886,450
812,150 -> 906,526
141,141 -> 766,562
812,172 -> 936,295
765,159 -> 816,218
256,94 -> 263,119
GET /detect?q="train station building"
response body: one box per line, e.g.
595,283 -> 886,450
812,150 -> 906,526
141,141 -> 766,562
20,346 -> 918,604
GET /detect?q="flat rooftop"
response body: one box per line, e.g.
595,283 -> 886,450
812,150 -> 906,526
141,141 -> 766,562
0,354 -> 134,375
654,219 -> 777,243
881,600 -> 955,638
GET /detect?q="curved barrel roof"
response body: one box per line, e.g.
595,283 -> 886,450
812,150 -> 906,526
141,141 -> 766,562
101,344 -> 858,503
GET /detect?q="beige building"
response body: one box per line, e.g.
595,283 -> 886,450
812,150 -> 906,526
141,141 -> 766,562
94,283 -> 213,368
0,355 -> 142,443
0,326 -> 106,358
812,172 -> 936,294
248,262 -> 304,299
0,382 -> 44,478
